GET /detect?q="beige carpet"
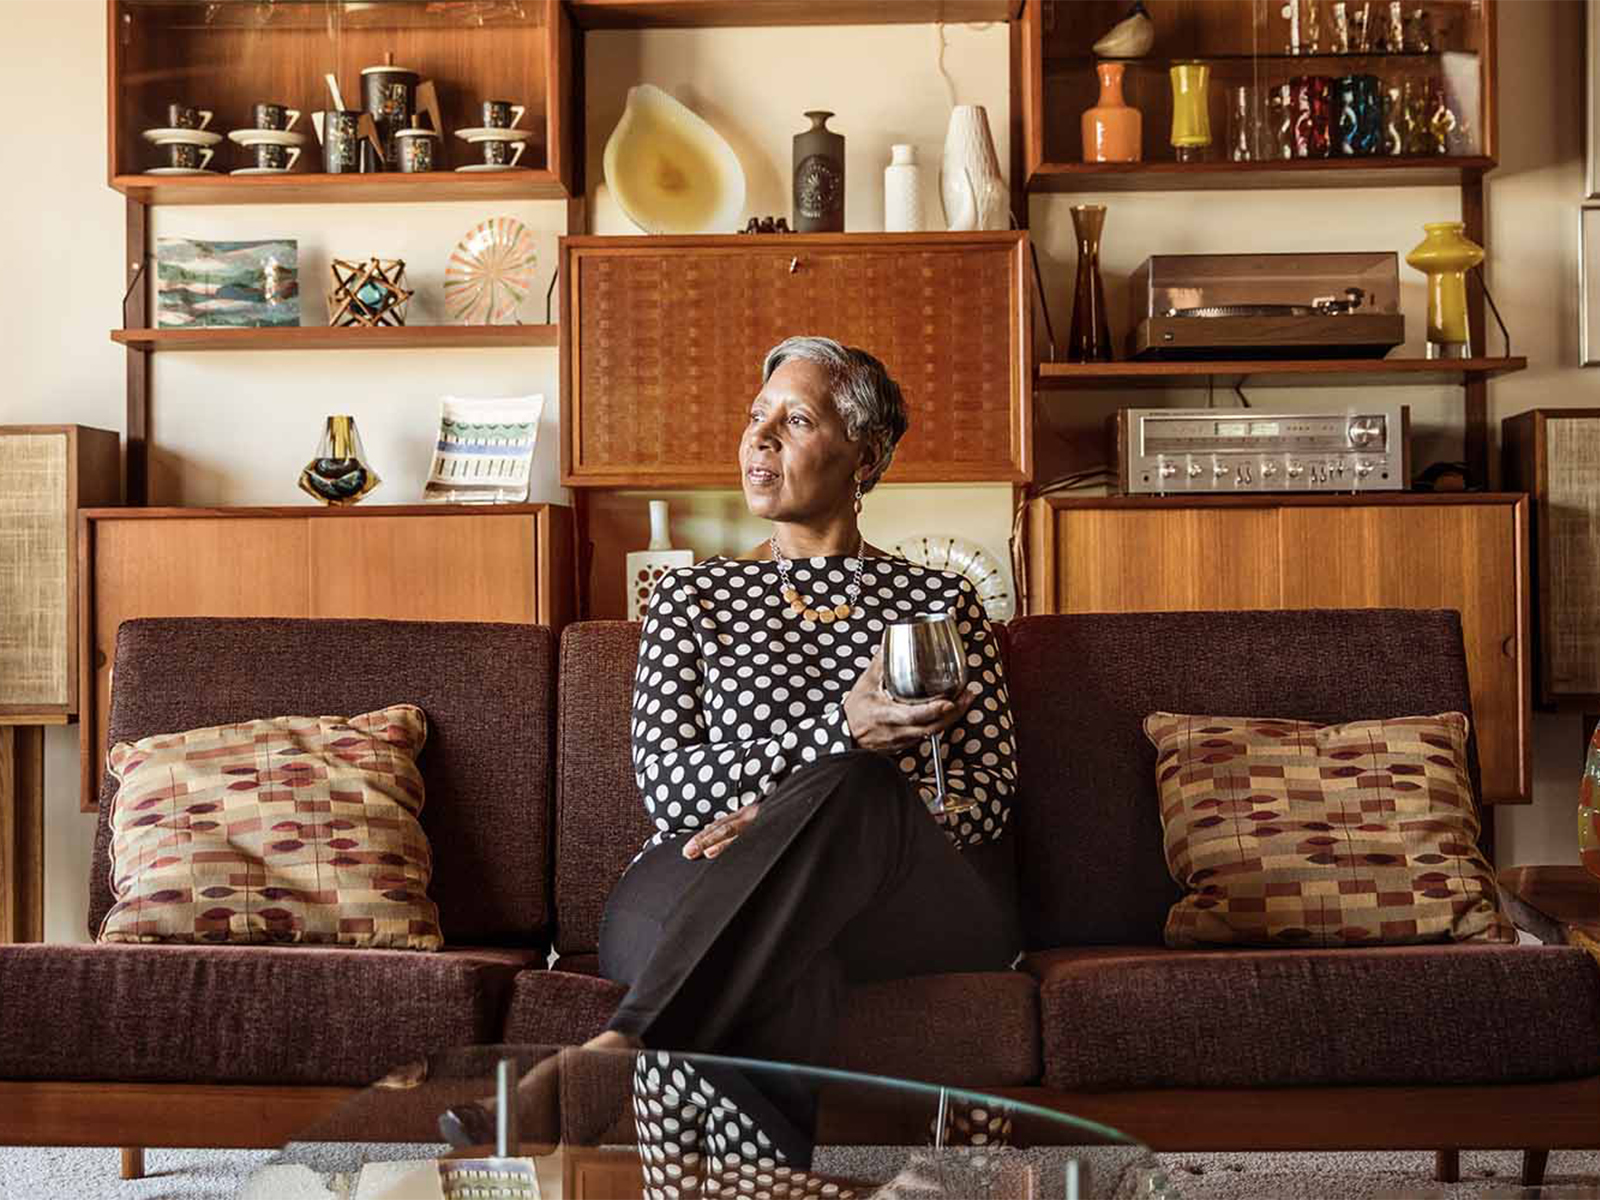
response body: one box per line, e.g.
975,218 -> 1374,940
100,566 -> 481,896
2,1145 -> 1597,1199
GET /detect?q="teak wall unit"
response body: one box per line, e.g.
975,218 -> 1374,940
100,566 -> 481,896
78,504 -> 575,810
558,232 -> 1032,487
109,0 -> 576,504
1026,493 -> 1530,804
1016,0 -> 1515,487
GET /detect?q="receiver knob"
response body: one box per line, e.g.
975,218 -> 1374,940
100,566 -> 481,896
1261,461 -> 1279,478
1159,461 -> 1178,479
1187,462 -> 1203,478
1286,460 -> 1304,478
1354,459 -> 1375,478
1348,415 -> 1385,448
1213,462 -> 1230,478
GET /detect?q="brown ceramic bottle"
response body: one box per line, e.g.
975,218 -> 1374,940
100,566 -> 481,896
1066,204 -> 1113,362
793,110 -> 845,232
1081,63 -> 1142,163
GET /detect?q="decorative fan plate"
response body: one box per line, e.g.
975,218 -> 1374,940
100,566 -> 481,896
889,534 -> 1014,621
444,216 -> 538,325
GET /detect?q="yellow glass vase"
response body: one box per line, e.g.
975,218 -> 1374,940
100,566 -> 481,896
1169,63 -> 1212,163
1404,221 -> 1484,359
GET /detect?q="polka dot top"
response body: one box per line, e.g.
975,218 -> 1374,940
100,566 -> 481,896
629,553 -> 1017,857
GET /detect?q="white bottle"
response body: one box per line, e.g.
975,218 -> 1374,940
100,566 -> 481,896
883,143 -> 924,233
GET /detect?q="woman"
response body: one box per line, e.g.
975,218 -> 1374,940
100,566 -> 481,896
442,336 -> 1022,1168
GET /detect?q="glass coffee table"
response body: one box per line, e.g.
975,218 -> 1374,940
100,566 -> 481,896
242,1044 -> 1176,1200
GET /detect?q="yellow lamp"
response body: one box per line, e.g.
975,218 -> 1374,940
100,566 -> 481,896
1169,63 -> 1212,163
1404,221 -> 1484,359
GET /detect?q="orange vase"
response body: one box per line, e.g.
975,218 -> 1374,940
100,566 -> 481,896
1082,62 -> 1142,163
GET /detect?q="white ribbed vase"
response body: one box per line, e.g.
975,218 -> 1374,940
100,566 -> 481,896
940,104 -> 1007,231
883,143 -> 924,232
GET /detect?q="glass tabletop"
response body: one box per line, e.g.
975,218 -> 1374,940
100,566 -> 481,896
241,1044 -> 1178,1200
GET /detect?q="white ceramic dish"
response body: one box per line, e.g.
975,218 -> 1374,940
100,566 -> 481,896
229,167 -> 294,175
142,128 -> 222,147
454,163 -> 527,173
142,167 -> 220,175
227,129 -> 306,148
453,127 -> 528,143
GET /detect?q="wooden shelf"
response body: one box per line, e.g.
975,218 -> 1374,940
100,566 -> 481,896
568,0 -> 1019,27
1037,355 -> 1528,388
111,326 -> 559,352
112,170 -> 568,207
1035,356 -> 1527,389
1026,156 -> 1497,193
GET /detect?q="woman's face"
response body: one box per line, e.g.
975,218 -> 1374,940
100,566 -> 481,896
739,357 -> 870,523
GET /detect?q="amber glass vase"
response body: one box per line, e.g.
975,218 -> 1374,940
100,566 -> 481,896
1066,204 -> 1112,362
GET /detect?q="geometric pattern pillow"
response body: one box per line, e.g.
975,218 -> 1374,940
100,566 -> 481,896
1144,711 -> 1513,949
99,704 -> 442,951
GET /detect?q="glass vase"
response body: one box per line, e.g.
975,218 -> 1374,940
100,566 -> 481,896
1066,204 -> 1112,363
1404,221 -> 1483,359
1169,62 -> 1212,163
299,414 -> 380,505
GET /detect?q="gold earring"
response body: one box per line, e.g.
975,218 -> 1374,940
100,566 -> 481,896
853,480 -> 863,514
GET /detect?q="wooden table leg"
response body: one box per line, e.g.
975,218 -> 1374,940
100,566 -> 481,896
1523,1149 -> 1550,1187
1434,1149 -> 1460,1183
120,1147 -> 145,1180
0,725 -> 45,944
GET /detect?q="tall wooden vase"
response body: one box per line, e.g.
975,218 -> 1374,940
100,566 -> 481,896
1082,62 -> 1142,163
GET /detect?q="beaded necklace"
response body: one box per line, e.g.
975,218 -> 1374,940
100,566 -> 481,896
770,535 -> 866,624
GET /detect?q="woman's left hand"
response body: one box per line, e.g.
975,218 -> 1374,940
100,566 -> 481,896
683,803 -> 762,859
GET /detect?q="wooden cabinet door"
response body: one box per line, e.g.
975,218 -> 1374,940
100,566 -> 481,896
1046,507 -> 1283,612
562,233 -> 1029,486
308,514 -> 540,623
1280,501 -> 1529,802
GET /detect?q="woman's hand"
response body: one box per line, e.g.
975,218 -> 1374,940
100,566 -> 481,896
683,803 -> 761,859
842,647 -> 979,753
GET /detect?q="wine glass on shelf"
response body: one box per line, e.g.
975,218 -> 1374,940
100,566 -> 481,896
882,613 -> 975,816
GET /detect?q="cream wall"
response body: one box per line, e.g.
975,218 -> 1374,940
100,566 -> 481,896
0,0 -> 1589,941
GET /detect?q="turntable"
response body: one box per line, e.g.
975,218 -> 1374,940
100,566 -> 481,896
1129,252 -> 1405,361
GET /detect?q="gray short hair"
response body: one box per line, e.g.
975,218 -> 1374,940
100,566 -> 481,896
761,336 -> 909,492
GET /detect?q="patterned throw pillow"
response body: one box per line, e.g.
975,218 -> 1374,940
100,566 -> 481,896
99,704 -> 442,950
1145,711 -> 1513,949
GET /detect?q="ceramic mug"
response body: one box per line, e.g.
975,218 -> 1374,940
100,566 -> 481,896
167,142 -> 214,170
254,102 -> 301,132
167,103 -> 213,131
483,100 -> 526,130
394,129 -> 438,173
482,139 -> 526,167
254,143 -> 301,171
317,110 -> 363,173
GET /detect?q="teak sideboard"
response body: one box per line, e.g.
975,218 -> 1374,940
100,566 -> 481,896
1026,493 -> 1530,804
77,504 -> 575,810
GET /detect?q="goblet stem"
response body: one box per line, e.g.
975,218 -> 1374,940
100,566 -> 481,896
928,731 -> 948,811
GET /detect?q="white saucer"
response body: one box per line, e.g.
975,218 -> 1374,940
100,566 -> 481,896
453,127 -> 528,143
229,166 -> 294,175
142,127 -> 222,147
455,163 -> 528,172
143,167 -> 220,175
227,129 -> 306,147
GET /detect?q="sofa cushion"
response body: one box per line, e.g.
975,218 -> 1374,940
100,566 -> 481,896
1005,610 -> 1482,950
1025,943 -> 1600,1090
1145,710 -> 1510,948
101,704 -> 442,950
89,618 -> 555,947
512,961 -> 1041,1087
0,943 -> 537,1086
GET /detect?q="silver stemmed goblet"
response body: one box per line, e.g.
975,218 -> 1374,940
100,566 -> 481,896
882,613 -> 975,816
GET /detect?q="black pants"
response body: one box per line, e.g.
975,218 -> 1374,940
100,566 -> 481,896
598,750 -> 1023,1065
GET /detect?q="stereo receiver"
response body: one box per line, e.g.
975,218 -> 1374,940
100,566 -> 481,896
1112,405 -> 1409,494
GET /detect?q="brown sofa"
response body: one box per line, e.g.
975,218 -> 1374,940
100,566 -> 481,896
3,611 -> 1598,1182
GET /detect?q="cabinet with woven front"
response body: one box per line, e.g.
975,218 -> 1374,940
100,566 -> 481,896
559,232 -> 1032,487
